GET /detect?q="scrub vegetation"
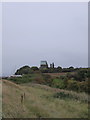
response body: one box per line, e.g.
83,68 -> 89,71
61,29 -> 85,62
2,66 -> 89,118
2,80 -> 89,118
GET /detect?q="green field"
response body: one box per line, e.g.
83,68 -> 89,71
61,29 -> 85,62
2,79 -> 89,118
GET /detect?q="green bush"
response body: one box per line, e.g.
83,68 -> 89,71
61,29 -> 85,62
78,81 -> 88,93
53,91 -> 88,102
52,78 -> 66,89
30,66 -> 39,71
8,74 -> 33,84
67,80 -> 79,92
54,92 -> 74,100
42,74 -> 52,86
15,66 -> 34,75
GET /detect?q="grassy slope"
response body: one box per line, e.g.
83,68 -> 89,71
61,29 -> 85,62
2,80 -> 88,118
43,72 -> 67,78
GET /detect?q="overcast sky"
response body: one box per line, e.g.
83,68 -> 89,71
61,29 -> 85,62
2,2 -> 88,76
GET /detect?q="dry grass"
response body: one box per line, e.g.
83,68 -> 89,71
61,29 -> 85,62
43,72 -> 76,78
2,79 -> 89,118
43,73 -> 67,78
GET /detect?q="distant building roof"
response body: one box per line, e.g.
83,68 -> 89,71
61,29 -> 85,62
40,61 -> 48,65
9,75 -> 22,77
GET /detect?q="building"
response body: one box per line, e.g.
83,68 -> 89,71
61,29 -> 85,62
40,61 -> 48,69
9,75 -> 22,78
50,62 -> 54,68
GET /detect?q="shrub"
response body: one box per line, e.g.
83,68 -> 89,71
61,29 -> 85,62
42,74 -> 52,85
30,67 -> 39,71
34,76 -> 45,84
76,69 -> 88,81
54,92 -> 74,99
40,68 -> 49,73
8,77 -> 31,84
52,78 -> 66,89
15,65 -> 33,75
53,91 -> 88,102
78,81 -> 88,93
67,80 -> 79,92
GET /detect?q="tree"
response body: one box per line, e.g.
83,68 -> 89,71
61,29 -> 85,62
31,66 -> 39,71
56,66 -> 62,72
15,65 -> 33,75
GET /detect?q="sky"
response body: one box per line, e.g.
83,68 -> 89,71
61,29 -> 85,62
2,2 -> 88,76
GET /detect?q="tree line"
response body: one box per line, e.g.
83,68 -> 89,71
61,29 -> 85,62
15,65 -> 81,75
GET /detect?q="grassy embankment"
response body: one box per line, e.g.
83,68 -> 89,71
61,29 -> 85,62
2,79 -> 89,118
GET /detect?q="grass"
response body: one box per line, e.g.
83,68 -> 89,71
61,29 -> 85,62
43,72 -> 67,79
7,73 -> 44,84
54,91 -> 88,103
2,79 -> 89,118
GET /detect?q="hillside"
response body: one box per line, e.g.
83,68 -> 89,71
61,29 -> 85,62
8,67 -> 89,93
2,79 -> 88,118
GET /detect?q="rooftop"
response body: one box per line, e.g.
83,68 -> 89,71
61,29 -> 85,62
40,61 -> 48,65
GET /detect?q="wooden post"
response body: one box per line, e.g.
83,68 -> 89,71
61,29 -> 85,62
24,92 -> 25,99
21,94 -> 23,103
